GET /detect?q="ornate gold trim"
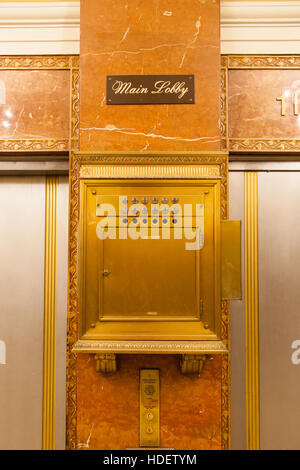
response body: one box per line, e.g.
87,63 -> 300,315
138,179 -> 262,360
76,150 -> 227,163
0,139 -> 69,152
80,164 -> 220,179
73,340 -> 228,354
221,57 -> 228,151
227,55 -> 300,69
65,56 -> 80,450
230,138 -> 300,153
42,176 -> 58,450
0,55 -> 73,69
180,354 -> 207,375
244,172 -> 260,450
95,354 -> 117,374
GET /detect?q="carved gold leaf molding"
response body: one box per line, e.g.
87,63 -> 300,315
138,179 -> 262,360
80,164 -> 220,179
0,139 -> 69,152
73,340 -> 228,354
229,138 -> 300,152
227,55 -> 300,69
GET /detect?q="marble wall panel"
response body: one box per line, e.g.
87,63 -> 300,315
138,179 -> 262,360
80,0 -> 221,151
228,69 -> 300,139
0,70 -> 70,140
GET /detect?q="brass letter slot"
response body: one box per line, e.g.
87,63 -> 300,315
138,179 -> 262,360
140,369 -> 160,447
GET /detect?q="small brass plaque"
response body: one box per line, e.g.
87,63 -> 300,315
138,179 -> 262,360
140,369 -> 160,448
221,220 -> 242,300
106,75 -> 194,105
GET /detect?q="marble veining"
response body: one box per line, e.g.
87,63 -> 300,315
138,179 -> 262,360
80,0 -> 221,151
0,70 -> 70,140
229,69 -> 300,139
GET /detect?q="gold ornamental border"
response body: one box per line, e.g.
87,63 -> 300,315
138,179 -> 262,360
66,150 -> 231,450
221,55 -> 300,153
0,55 -> 79,152
73,340 -> 228,354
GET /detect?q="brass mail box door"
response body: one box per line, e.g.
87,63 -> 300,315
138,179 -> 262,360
99,237 -> 201,321
80,180 -> 221,341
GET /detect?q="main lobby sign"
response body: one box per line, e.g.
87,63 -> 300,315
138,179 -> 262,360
106,75 -> 195,105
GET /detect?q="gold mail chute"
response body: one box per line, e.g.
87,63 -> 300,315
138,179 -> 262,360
72,152 -> 241,374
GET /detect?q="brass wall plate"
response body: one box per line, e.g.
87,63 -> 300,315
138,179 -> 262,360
140,369 -> 160,448
71,151 -> 230,356
221,220 -> 242,300
78,179 -> 221,342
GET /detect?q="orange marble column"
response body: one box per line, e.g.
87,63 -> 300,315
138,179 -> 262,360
80,0 -> 220,151
76,0 -> 223,450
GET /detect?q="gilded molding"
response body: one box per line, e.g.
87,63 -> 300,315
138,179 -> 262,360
244,172 -> 260,450
72,340 -> 228,354
80,164 -> 220,179
227,55 -> 300,69
66,153 -> 80,450
221,59 -> 228,152
75,150 -> 228,165
180,354 -> 207,375
95,354 -> 117,374
230,138 -> 300,152
65,54 -> 80,449
0,55 -> 73,69
0,139 -> 69,152
42,176 -> 58,450
70,66 -> 80,151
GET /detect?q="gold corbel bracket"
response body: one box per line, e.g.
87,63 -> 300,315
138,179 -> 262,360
180,354 -> 207,375
94,353 -> 117,374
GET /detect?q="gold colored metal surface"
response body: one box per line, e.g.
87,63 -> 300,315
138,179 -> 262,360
221,220 -> 242,300
66,151 -> 230,450
79,178 -> 221,343
140,369 -> 160,448
80,164 -> 220,179
72,339 -> 228,354
42,176 -> 58,450
95,353 -> 117,374
180,354 -> 207,375
244,172 -> 260,450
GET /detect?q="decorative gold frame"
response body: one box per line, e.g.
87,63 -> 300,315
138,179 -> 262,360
221,55 -> 300,154
66,150 -> 231,450
0,55 -> 79,152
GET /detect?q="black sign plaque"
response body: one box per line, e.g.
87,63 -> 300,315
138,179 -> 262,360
106,75 -> 194,105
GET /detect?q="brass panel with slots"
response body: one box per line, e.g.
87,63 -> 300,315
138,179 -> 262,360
78,179 -> 222,342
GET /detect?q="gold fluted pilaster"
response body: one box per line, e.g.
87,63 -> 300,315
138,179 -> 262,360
42,176 -> 58,450
244,172 -> 260,450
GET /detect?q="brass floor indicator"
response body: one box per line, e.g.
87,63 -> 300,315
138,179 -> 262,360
140,369 -> 160,447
